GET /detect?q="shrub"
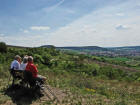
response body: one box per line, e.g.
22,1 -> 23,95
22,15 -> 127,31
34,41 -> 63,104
33,54 -> 44,63
0,42 -> 7,53
42,54 -> 52,67
97,66 -> 125,79
0,54 -> 5,63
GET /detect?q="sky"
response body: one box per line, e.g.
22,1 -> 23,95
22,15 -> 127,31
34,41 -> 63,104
0,0 -> 140,47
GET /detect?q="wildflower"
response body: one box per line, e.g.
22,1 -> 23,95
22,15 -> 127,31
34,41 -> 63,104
85,88 -> 96,93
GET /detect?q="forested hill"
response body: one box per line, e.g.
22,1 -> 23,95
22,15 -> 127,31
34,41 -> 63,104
56,46 -> 108,51
41,45 -> 108,51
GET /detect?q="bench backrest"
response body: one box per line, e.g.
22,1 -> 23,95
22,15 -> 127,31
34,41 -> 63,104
10,69 -> 37,86
10,69 -> 24,79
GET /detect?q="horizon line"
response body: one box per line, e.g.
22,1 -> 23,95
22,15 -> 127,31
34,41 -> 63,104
6,44 -> 140,48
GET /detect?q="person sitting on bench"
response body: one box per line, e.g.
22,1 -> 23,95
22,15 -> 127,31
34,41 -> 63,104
20,56 -> 28,70
10,55 -> 23,85
11,55 -> 21,70
25,56 -> 46,82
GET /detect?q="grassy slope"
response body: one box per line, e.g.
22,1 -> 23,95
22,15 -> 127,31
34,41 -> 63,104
0,47 -> 140,105
0,64 -> 140,105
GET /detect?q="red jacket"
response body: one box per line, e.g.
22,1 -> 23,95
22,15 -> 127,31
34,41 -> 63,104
26,62 -> 38,78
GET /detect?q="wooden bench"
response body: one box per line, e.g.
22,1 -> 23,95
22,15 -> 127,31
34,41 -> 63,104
9,69 -> 24,85
9,69 -> 44,88
9,69 -> 59,101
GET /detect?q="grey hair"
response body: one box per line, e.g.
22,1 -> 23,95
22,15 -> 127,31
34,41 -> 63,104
28,56 -> 33,62
23,57 -> 28,63
14,55 -> 21,60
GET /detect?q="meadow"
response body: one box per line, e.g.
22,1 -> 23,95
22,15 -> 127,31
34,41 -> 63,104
0,43 -> 140,105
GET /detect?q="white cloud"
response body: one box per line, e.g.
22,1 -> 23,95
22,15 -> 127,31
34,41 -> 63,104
0,34 -> 5,40
45,2 -> 140,47
30,26 -> 50,31
137,4 -> 140,7
116,13 -> 124,16
2,0 -> 140,47
115,24 -> 131,30
0,37 -> 2,40
1,34 -> 48,47
0,33 -> 5,37
23,30 -> 29,33
43,0 -> 65,12
81,25 -> 97,33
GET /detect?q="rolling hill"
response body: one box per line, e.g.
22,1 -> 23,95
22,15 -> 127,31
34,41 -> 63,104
41,45 -> 140,56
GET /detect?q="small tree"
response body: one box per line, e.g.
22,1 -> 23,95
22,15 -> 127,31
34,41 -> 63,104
0,42 -> 7,53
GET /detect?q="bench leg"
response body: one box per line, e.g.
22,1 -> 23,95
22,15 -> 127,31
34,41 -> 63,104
12,79 -> 15,86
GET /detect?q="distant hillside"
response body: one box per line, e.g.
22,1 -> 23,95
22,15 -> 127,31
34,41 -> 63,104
40,45 -> 140,56
56,46 -> 108,51
7,44 -> 140,57
41,45 -> 108,52
108,46 -> 140,52
8,44 -> 140,52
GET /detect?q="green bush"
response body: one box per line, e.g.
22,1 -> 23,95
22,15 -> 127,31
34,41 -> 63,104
0,54 -> 5,63
0,42 -> 7,53
96,66 -> 126,80
33,54 -> 44,63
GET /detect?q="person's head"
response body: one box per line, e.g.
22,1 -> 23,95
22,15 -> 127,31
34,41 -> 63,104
23,57 -> 28,64
24,55 -> 28,57
14,55 -> 21,62
28,56 -> 33,63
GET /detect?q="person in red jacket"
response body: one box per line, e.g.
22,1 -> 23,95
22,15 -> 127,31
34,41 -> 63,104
26,56 -> 46,81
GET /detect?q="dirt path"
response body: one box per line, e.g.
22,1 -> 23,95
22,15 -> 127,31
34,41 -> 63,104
36,85 -> 66,104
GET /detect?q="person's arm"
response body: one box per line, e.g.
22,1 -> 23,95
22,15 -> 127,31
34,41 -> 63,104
32,64 -> 38,77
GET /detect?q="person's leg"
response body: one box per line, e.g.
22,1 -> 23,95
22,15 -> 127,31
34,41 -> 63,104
37,75 -> 46,81
34,75 -> 46,86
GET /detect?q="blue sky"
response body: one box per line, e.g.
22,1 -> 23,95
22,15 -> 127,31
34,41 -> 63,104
0,0 -> 140,47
